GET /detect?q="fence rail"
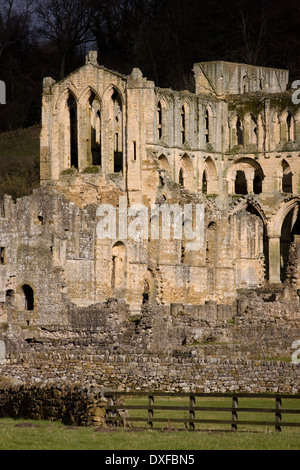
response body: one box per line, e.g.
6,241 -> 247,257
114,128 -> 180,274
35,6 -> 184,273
103,392 -> 300,432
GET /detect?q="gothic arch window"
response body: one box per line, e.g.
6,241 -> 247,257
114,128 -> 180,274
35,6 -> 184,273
272,112 -> 281,146
111,241 -> 127,289
5,289 -> 14,306
236,116 -> 244,146
250,114 -> 258,146
203,156 -> 218,194
112,90 -> 123,172
242,74 -> 249,93
157,101 -> 162,140
205,109 -> 210,143
22,284 -> 34,311
88,92 -> 101,166
281,160 -> 293,193
179,167 -> 185,186
158,154 -> 171,174
181,105 -> 186,144
67,92 -> 78,168
202,170 -> 207,194
178,154 -> 193,190
280,204 -> 300,281
142,280 -> 149,304
286,111 -> 295,142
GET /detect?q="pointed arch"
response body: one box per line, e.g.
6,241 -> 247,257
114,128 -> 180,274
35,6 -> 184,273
286,110 -> 295,142
67,92 -> 78,169
102,85 -> 125,173
280,109 -> 295,143
80,88 -> 102,167
181,104 -> 186,144
245,112 -> 258,146
156,95 -> 170,143
281,159 -> 293,193
202,156 -> 218,194
272,200 -> 300,281
236,115 -> 244,146
53,87 -> 79,174
205,105 -> 213,144
272,110 -> 281,146
229,113 -> 244,148
178,154 -> 193,190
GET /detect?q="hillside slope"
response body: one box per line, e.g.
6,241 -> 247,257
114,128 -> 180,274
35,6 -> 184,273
0,125 -> 41,200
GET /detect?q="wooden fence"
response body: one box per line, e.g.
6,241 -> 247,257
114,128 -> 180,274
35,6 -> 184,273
104,391 -> 300,432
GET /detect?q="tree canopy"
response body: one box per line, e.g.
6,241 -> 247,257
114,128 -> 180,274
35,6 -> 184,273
0,0 -> 299,131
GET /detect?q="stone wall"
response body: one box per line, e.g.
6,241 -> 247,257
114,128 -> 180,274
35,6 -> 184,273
0,350 -> 299,395
0,383 -> 107,426
0,294 -> 300,397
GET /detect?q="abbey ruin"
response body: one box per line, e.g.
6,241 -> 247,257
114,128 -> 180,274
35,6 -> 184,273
0,52 -> 300,398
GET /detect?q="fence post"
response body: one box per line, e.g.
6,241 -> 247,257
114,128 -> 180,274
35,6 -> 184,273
107,395 -> 115,426
189,395 -> 195,430
148,395 -> 154,429
275,397 -> 282,432
232,396 -> 238,432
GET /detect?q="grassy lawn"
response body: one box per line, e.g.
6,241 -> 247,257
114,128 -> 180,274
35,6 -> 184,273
1,395 -> 300,450
0,418 -> 300,450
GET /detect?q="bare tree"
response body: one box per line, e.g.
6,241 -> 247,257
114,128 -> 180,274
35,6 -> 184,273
0,0 -> 34,59
35,0 -> 95,79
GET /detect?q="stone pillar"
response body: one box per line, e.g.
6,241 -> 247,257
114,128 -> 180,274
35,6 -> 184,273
269,236 -> 281,283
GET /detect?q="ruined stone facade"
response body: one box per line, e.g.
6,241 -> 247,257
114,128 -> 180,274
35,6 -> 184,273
1,52 -> 300,393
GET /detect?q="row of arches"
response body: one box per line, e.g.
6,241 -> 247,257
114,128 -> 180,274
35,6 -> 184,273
156,94 -> 299,151
59,86 -> 124,174
156,98 -> 213,147
232,198 -> 300,284
158,153 -> 294,195
110,197 -> 300,300
230,109 -> 297,150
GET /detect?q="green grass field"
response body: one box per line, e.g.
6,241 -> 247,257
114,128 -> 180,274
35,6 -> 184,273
1,395 -> 300,450
0,418 -> 299,450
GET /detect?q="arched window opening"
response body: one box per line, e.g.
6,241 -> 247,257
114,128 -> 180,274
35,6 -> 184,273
5,289 -> 14,306
253,170 -> 262,194
157,101 -> 162,140
250,115 -> 258,146
205,109 -> 209,143
22,284 -> 34,311
112,91 -> 123,173
158,155 -> 171,174
142,280 -> 149,304
181,106 -> 186,144
235,170 -> 247,195
242,74 -> 249,93
287,112 -> 295,142
67,93 -> 78,168
89,93 -> 101,166
236,116 -> 244,146
179,167 -> 185,186
112,242 -> 126,289
245,203 -> 269,280
178,155 -> 193,190
280,206 -> 300,282
202,170 -> 207,194
282,160 -> 292,193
